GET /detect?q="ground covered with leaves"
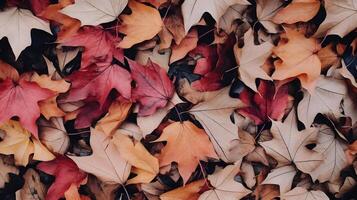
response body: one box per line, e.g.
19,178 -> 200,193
0,0 -> 356,199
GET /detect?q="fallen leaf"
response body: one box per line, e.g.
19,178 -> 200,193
112,133 -> 159,184
0,120 -> 54,166
199,164 -> 251,200
61,0 -> 128,26
219,3 -> 249,33
297,76 -> 347,127
95,101 -> 132,136
0,156 -> 18,188
170,29 -> 198,64
128,59 -> 174,116
0,60 -> 19,81
272,0 -> 320,24
0,7 -> 51,59
262,165 -> 297,193
118,0 -> 163,48
256,0 -> 284,33
235,29 -> 273,91
181,0 -> 250,33
156,121 -> 218,183
37,155 -> 87,200
69,129 -> 131,184
189,87 -> 243,162
16,169 -> 46,200
228,129 -> 256,162
314,0 -> 357,37
272,28 -> 321,92
260,110 -> 323,174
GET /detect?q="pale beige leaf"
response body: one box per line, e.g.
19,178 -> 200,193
189,87 -> 244,162
240,162 -> 256,189
235,29 -> 273,91
182,0 -> 250,33
260,110 -> 323,174
297,76 -> 347,127
219,3 -> 249,33
69,129 -> 131,184
228,129 -> 255,162
61,0 -> 128,26
310,125 -> 348,183
314,0 -> 357,37
38,118 -> 69,154
262,165 -> 296,193
115,122 -> 143,141
281,187 -> 329,200
336,177 -> 356,198
199,164 -> 251,200
135,46 -> 171,71
86,175 -> 118,200
0,8 -> 51,59
256,0 -> 284,33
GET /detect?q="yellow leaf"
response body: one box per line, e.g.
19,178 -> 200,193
118,0 -> 163,48
95,101 -> 131,136
0,120 -> 54,166
112,133 -> 158,184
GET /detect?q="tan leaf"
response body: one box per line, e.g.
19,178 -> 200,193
219,3 -> 249,33
95,101 -> 132,136
260,110 -> 323,174
272,28 -> 321,92
112,133 -> 159,184
199,164 -> 251,200
0,120 -> 54,166
170,29 -> 198,64
86,175 -> 118,200
0,60 -> 19,81
262,165 -> 296,193
272,0 -> 320,24
156,121 -> 218,183
189,87 -> 244,162
118,0 -> 163,48
69,129 -> 131,184
135,46 -> 171,71
256,0 -> 284,33
228,129 -> 255,162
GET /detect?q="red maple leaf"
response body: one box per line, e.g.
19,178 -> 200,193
65,62 -> 131,107
128,59 -> 174,116
61,26 -> 124,68
0,76 -> 54,138
37,155 -> 87,200
238,81 -> 291,125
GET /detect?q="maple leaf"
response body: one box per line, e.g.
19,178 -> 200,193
38,117 -> 69,155
199,164 -> 251,200
128,59 -> 174,116
65,62 -> 132,107
235,29 -> 273,91
69,129 -> 131,184
37,155 -> 87,200
160,179 -> 206,200
261,165 -> 297,193
95,100 -> 132,136
0,120 -> 55,166
219,3 -> 249,34
281,187 -> 329,200
156,121 -> 218,183
238,80 -> 292,125
310,125 -> 348,184
255,0 -> 284,33
39,0 -> 81,40
0,77 -> 54,138
297,76 -> 347,127
272,28 -> 321,92
0,7 -> 51,59
189,87 -> 243,162
60,0 -> 128,26
61,26 -> 124,68
314,0 -> 357,38
272,0 -> 320,24
118,0 -> 163,48
260,110 -> 323,174
170,29 -> 198,64
181,0 -> 250,33
112,133 -> 159,184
